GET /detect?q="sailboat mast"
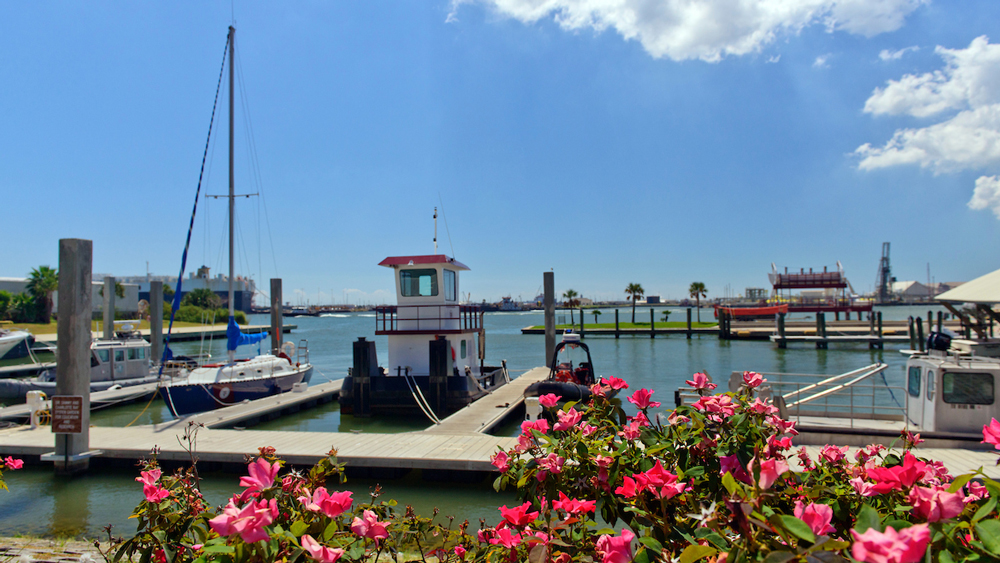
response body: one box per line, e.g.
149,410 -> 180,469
228,26 -> 235,322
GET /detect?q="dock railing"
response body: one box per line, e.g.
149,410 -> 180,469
741,364 -> 908,428
375,304 -> 483,334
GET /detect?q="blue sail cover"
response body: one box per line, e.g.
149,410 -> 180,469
227,316 -> 268,352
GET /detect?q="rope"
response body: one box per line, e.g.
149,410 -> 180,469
403,373 -> 441,425
159,31 -> 229,380
123,385 -> 162,427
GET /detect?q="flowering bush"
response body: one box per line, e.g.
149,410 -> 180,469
0,455 -> 23,492
96,373 -> 1000,562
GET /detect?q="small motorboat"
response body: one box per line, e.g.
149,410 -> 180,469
524,331 -> 611,403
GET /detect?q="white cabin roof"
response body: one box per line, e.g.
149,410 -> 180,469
936,267 -> 1000,304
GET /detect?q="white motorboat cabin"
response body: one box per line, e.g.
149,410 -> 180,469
375,254 -> 484,377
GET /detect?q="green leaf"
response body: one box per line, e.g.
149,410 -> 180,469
678,544 -> 716,563
854,504 -> 881,534
974,497 -> 998,523
638,536 -> 664,553
948,474 -> 973,494
939,549 -> 956,563
289,520 -> 309,538
778,515 -> 816,543
763,551 -> 796,563
883,519 -> 912,531
322,520 -> 338,541
721,471 -> 738,496
633,548 -> 652,563
975,520 -> 1000,554
201,545 -> 235,554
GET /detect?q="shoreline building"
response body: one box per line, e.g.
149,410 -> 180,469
120,266 -> 257,313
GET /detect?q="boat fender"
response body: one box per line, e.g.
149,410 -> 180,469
108,384 -> 123,391
278,352 -> 293,365
281,341 -> 296,360
219,386 -> 231,400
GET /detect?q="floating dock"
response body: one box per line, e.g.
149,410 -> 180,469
0,368 -> 548,475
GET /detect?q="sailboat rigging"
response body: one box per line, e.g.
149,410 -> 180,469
158,26 -> 313,417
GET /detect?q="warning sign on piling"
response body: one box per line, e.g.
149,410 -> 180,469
51,395 -> 84,434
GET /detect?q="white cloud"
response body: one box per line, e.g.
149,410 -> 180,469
449,0 -> 926,62
813,54 -> 830,68
767,54 -> 781,63
878,45 -> 918,61
857,36 -> 1000,218
969,175 -> 1000,218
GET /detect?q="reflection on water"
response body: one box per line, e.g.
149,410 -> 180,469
1,306 -> 940,538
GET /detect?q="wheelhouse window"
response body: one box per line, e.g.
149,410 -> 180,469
907,366 -> 921,397
942,372 -> 994,405
97,349 -> 110,363
400,269 -> 438,297
444,269 -> 456,302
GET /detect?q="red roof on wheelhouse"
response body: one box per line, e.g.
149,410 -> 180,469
378,255 -> 470,270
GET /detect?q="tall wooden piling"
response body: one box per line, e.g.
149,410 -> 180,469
908,317 -> 916,350
351,337 -> 375,417
428,336 -> 449,416
579,308 -> 585,338
270,279 -> 283,355
916,317 -> 925,352
816,313 -> 828,349
615,309 -> 620,339
544,272 -> 555,363
937,311 -> 944,333
777,312 -> 786,349
686,308 -> 692,339
55,239 -> 93,474
650,308 -> 655,339
102,276 -> 115,338
150,280 -> 163,363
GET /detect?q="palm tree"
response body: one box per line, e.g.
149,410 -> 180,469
625,283 -> 644,323
562,289 -> 580,325
8,293 -> 36,323
592,309 -> 602,324
26,266 -> 58,324
689,282 -> 708,323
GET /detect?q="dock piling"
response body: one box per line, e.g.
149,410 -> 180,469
543,272 -> 555,363
579,307 -> 584,338
351,338 -> 375,417
816,313 -> 828,349
916,318 -> 925,352
777,312 -> 786,348
686,308 -> 692,339
908,317 -> 916,350
150,280 -> 163,362
872,312 -> 884,349
54,239 -> 94,475
650,308 -> 655,339
615,309 -> 620,339
102,276 -> 115,339
270,279 -> 283,354
429,336 -> 449,417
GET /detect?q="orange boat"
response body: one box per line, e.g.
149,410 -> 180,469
714,303 -> 789,319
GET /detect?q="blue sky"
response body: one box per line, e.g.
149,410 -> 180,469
2,1 -> 999,305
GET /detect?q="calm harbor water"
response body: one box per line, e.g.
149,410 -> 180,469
0,305 -> 946,538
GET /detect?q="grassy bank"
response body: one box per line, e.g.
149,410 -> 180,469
1,319 -> 229,335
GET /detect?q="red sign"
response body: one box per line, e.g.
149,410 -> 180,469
51,395 -> 84,434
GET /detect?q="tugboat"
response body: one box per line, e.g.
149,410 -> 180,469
524,331 -> 606,403
339,254 -> 508,420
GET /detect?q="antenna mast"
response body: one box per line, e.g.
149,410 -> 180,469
433,207 -> 438,254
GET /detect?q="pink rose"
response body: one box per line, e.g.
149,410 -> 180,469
491,451 -> 511,472
3,457 -> 22,470
753,457 -> 789,490
538,393 -> 560,408
301,535 -> 344,563
983,418 -> 1000,449
793,500 -> 836,536
350,509 -> 389,541
499,502 -> 539,527
601,377 -> 628,390
627,388 -> 661,409
909,485 -> 965,522
596,529 -> 634,563
742,371 -> 764,388
685,372 -> 717,390
851,524 -> 929,563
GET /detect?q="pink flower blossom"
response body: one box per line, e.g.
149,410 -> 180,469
719,454 -> 752,484
596,529 -> 634,563
903,430 -> 924,447
521,418 -> 550,436
685,372 -> 717,390
136,468 -> 162,487
984,418 -> 1000,449
499,502 -> 539,527
819,445 -> 849,464
239,458 -> 280,494
966,481 -> 988,503
351,510 -> 389,541
2,457 -> 22,470
797,447 -> 815,471
855,444 -> 886,463
581,423 -> 598,436
298,488 -> 353,518
851,524 -> 929,563
552,491 -> 597,515
489,527 -> 522,548
667,411 -> 690,426
601,376 -> 628,390
692,395 -> 736,418
301,535 -> 344,563
143,484 -> 170,503
553,408 -> 582,431
742,371 -> 764,388
767,416 -> 798,435
628,388 -> 661,409
850,477 -> 878,497
747,398 -> 778,415
454,545 -> 467,559
618,420 -> 642,440
909,485 -> 965,522
538,393 -> 560,408
630,411 -> 650,427
866,452 -> 929,494
633,460 -> 687,499
209,498 -> 278,544
491,451 -> 510,472
753,457 -> 789,490
593,455 -> 613,483
539,453 -> 565,474
767,435 -> 793,457
614,476 -> 638,498
793,501 -> 835,536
